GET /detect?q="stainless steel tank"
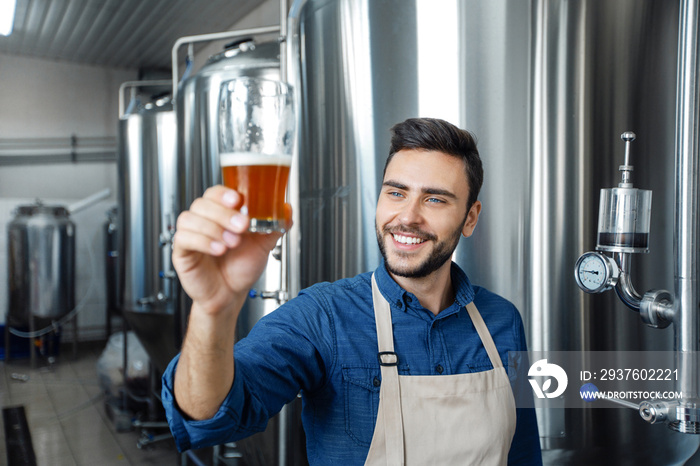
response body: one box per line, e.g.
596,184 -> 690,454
287,0 -> 700,464
7,202 -> 75,326
177,39 -> 280,208
175,39 -> 290,465
176,38 -> 283,337
117,97 -> 179,373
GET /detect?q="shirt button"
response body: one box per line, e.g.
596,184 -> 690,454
405,296 -> 412,303
373,377 -> 381,387
436,365 -> 444,374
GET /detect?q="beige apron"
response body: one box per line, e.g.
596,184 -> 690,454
364,274 -> 517,466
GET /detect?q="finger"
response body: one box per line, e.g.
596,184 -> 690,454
175,210 -> 235,246
172,228 -> 227,257
202,185 -> 243,209
188,197 -> 250,234
173,211 -> 242,255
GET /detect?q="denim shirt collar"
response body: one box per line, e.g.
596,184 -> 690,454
374,260 -> 476,318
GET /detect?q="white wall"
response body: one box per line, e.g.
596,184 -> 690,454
0,52 -> 137,340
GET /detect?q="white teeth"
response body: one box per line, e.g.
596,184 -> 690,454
393,234 -> 425,245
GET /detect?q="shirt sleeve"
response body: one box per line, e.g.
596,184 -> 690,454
161,353 -> 253,451
507,312 -> 543,465
161,291 -> 334,452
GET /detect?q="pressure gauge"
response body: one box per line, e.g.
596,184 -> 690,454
574,252 -> 620,293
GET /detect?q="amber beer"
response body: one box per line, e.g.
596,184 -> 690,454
221,152 -> 291,232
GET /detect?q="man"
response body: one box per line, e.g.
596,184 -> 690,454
162,118 -> 542,464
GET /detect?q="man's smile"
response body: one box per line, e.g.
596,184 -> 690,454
392,233 -> 427,245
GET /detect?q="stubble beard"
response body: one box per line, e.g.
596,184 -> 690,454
376,221 -> 464,279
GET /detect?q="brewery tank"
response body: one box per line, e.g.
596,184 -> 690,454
177,40 -> 279,206
175,38 -> 292,465
7,203 -> 75,327
287,0 -> 700,464
176,39 -> 281,339
117,97 -> 179,373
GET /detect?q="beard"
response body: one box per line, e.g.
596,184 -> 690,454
376,219 -> 465,279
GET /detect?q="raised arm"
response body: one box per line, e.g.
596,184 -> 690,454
171,185 -> 290,420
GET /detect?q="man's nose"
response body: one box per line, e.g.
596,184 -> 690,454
398,197 -> 423,225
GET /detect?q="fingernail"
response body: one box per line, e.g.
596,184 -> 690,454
222,230 -> 237,247
230,213 -> 247,231
222,190 -> 238,206
210,241 -> 226,254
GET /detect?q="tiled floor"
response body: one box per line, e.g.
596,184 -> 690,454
0,342 -> 182,465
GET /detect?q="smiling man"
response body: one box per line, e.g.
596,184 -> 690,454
162,118 -> 542,465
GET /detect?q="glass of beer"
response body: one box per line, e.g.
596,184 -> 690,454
218,76 -> 295,233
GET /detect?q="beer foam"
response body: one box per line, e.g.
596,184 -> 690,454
220,152 -> 292,167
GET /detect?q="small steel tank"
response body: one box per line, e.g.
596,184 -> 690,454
7,202 -> 76,327
117,96 -> 179,373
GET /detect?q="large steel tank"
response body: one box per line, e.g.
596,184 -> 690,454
177,40 -> 279,208
6,203 -> 75,327
176,38 -> 292,466
117,97 -> 179,373
177,38 -> 283,338
287,0 -> 700,464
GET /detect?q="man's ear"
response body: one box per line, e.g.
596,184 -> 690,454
462,200 -> 481,238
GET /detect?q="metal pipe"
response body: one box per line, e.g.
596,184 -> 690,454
280,0 -> 288,82
285,0 -> 308,301
0,136 -> 114,147
185,450 -> 209,466
278,3 -> 289,464
170,25 -> 282,98
118,80 -> 172,117
603,397 -> 642,410
0,152 -> 116,165
671,0 -> 700,433
614,253 -> 643,310
67,188 -> 111,215
0,136 -> 115,152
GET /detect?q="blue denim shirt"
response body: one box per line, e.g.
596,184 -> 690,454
162,262 -> 542,465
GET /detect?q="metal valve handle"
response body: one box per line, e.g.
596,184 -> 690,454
619,131 -> 636,186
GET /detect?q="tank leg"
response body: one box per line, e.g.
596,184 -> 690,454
29,318 -> 36,369
4,321 -> 10,362
72,314 -> 78,359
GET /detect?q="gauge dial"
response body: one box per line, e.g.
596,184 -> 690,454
574,252 -> 619,293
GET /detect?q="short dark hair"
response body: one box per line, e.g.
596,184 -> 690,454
384,118 -> 484,209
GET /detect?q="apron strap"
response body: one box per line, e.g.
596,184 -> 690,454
371,274 -> 405,465
466,302 -> 503,369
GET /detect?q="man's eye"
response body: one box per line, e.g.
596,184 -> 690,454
427,198 -> 444,204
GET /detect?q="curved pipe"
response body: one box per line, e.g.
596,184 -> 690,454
170,25 -> 281,98
118,80 -> 172,118
614,252 -> 643,310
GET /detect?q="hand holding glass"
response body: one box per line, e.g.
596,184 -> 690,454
219,77 -> 294,233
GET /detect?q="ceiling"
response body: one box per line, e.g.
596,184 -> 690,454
0,0 -> 268,71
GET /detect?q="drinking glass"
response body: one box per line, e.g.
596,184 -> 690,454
219,76 -> 295,233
